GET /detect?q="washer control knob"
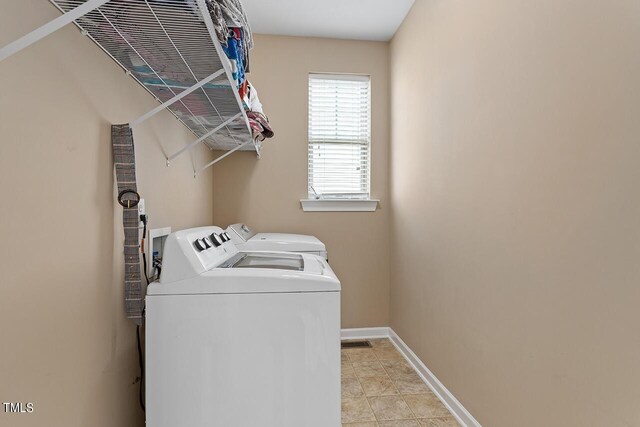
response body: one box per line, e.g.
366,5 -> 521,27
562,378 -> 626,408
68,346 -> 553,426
202,237 -> 213,249
220,232 -> 230,242
210,233 -> 222,247
194,239 -> 206,251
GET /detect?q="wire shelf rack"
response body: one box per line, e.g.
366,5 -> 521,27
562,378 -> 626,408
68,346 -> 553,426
49,0 -> 257,171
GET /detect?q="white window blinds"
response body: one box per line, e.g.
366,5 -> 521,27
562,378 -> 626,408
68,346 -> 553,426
308,74 -> 371,199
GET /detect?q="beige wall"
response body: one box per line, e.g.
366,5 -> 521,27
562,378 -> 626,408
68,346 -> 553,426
212,35 -> 390,328
390,1 -> 640,426
0,1 -> 215,426
5,1 -> 638,425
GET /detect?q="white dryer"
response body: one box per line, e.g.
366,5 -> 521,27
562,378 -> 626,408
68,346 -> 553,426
226,223 -> 328,260
145,226 -> 341,427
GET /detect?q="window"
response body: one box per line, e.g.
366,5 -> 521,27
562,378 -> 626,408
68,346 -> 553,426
308,74 -> 371,200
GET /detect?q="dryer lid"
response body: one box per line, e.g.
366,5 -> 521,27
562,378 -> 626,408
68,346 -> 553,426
244,233 -> 326,252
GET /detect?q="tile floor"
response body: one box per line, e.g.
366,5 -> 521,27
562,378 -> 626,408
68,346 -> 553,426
341,339 -> 460,427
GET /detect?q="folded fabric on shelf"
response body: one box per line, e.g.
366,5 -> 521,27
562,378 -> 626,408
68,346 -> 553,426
221,28 -> 246,88
204,0 -> 253,70
247,111 -> 274,142
242,81 -> 263,115
239,80 -> 249,103
204,0 -> 227,43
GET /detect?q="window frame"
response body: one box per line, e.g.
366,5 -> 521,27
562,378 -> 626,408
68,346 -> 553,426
306,72 -> 374,204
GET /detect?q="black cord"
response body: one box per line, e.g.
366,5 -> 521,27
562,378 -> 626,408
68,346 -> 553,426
141,215 -> 150,286
138,214 -> 149,413
142,253 -> 150,285
153,256 -> 162,279
136,322 -> 145,412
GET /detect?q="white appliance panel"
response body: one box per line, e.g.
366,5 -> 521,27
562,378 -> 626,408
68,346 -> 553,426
228,223 -> 256,243
160,226 -> 237,284
146,292 -> 341,427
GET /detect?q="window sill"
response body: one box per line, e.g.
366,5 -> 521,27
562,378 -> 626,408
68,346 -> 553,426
300,199 -> 379,212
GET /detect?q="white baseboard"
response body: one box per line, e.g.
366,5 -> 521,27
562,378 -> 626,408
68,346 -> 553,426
341,327 -> 481,427
341,327 -> 391,340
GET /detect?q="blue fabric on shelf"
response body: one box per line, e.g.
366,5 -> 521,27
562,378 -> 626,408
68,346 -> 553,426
221,28 -> 245,88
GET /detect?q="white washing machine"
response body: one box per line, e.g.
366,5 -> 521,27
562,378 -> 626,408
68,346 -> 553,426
226,223 -> 328,260
146,226 -> 341,427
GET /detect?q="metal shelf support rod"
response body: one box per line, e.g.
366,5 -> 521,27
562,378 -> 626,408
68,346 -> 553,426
0,0 -> 110,62
167,112 -> 243,163
129,68 -> 225,128
196,140 -> 253,176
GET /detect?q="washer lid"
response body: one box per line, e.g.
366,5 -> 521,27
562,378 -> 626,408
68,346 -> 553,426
220,252 -> 305,271
147,253 -> 340,295
242,233 -> 326,252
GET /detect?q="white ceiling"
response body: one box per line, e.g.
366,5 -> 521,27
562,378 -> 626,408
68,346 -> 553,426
241,0 -> 415,42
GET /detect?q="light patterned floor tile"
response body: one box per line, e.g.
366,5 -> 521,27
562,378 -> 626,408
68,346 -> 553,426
380,359 -> 415,378
343,364 -> 357,378
353,361 -> 387,378
380,357 -> 410,367
379,420 -> 421,427
342,397 -> 376,423
342,340 -> 455,427
343,422 -> 379,427
392,373 -> 430,394
369,338 -> 394,348
368,395 -> 414,421
346,348 -> 379,362
359,376 -> 399,396
403,394 -> 451,419
417,417 -> 460,426
374,347 -> 405,361
343,376 -> 365,398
